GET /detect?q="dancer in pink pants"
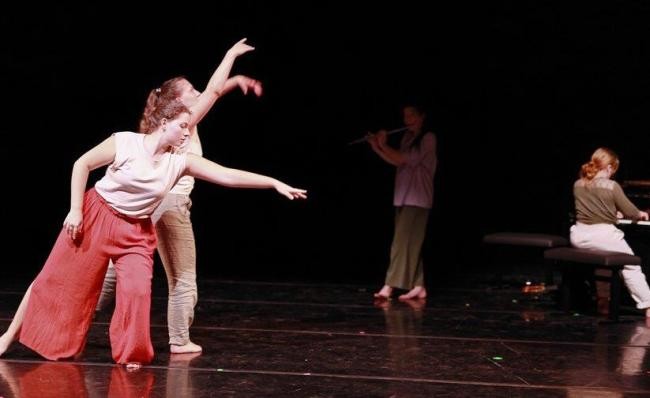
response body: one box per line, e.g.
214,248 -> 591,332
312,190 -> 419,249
0,79 -> 306,365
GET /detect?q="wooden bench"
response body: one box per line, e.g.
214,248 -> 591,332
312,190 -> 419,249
483,233 -> 569,285
544,247 -> 641,321
483,233 -> 569,249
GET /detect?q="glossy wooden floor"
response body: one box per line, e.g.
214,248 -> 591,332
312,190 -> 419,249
1,269 -> 650,397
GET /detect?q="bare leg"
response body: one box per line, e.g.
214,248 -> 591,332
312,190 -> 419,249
398,286 -> 427,300
0,282 -> 33,356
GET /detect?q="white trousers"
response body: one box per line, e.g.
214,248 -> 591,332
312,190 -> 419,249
570,222 -> 650,309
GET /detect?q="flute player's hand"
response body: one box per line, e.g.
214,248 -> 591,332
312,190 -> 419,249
376,129 -> 387,147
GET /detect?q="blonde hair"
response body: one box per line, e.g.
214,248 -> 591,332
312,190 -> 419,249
579,147 -> 619,180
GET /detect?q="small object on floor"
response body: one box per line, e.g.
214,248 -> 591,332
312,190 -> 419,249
522,282 -> 546,294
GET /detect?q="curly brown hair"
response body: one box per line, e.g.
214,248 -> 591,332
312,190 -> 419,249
139,77 -> 189,133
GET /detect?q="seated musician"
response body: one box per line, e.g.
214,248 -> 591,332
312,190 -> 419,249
569,147 -> 650,316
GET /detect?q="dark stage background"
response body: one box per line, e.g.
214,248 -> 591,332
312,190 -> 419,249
2,2 -> 650,285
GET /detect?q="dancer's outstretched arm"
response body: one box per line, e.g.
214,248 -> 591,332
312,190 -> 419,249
189,38 -> 256,128
185,154 -> 307,200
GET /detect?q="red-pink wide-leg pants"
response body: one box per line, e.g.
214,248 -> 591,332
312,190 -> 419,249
19,188 -> 157,364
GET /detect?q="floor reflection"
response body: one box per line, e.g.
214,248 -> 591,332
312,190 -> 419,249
165,351 -> 202,397
106,366 -> 155,398
564,319 -> 650,397
0,360 -> 157,398
0,361 -> 90,398
617,318 -> 650,377
374,298 -> 425,377
2,276 -> 650,396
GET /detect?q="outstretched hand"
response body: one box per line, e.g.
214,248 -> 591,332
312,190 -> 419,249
236,76 -> 263,96
228,38 -> 255,58
63,208 -> 83,241
274,181 -> 308,200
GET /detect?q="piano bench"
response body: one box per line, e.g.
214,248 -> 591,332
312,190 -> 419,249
482,232 -> 568,285
544,247 -> 641,321
483,232 -> 568,248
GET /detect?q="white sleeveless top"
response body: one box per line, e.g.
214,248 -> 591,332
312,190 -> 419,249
169,129 -> 202,195
95,132 -> 188,218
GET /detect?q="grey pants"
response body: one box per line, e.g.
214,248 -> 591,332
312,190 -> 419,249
97,194 -> 197,346
384,206 -> 430,290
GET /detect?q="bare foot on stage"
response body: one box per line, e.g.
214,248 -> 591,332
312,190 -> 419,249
170,341 -> 203,354
398,286 -> 427,300
373,285 -> 392,299
126,362 -> 142,371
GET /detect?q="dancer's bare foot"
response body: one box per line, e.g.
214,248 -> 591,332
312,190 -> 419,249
373,285 -> 392,299
125,362 -> 142,371
170,341 -> 203,354
645,307 -> 650,319
398,286 -> 427,300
